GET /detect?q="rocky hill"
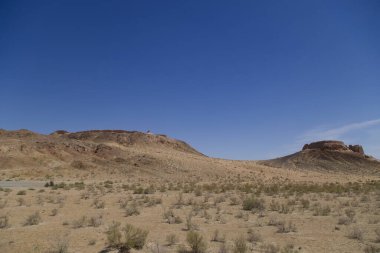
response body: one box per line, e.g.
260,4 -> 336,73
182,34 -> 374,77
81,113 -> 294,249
0,129 -> 209,180
259,140 -> 380,175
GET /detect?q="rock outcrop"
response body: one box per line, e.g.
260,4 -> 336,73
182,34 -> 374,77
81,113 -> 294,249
302,140 -> 365,155
260,140 -> 380,174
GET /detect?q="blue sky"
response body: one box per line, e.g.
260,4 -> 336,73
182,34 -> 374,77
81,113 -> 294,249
1,0 -> 379,159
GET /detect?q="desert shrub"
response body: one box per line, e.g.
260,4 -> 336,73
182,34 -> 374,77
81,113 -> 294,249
17,197 -> 26,206
281,244 -> 300,253
218,243 -> 229,253
166,233 -> 178,246
93,198 -> 106,209
88,215 -> 103,227
149,242 -> 166,253
46,239 -> 69,253
312,204 -> 331,216
17,190 -> 26,195
187,231 -> 207,253
185,213 -> 198,231
230,196 -> 240,206
269,200 -> 280,211
276,220 -> 297,233
345,208 -> 356,222
163,209 -> 182,224
146,197 -> 162,207
268,216 -> 282,226
0,200 -> 7,209
348,226 -> 363,241
261,243 -> 280,253
194,187 -> 202,196
72,216 -> 87,229
211,229 -> 225,242
177,244 -> 188,253
300,199 -> 310,209
106,222 -> 148,253
125,202 -> 140,216
71,160 -> 86,169
88,239 -> 96,246
0,215 -> 9,229
24,212 -> 41,226
364,245 -> 380,253
214,195 -> 226,204
375,228 -> 380,242
134,187 -> 144,194
233,235 -> 247,253
369,217 -> 380,224
280,203 -> 292,214
242,195 -> 265,212
338,216 -> 351,225
106,222 -> 122,248
51,208 -> 58,216
247,229 -> 262,243
123,224 -> 149,249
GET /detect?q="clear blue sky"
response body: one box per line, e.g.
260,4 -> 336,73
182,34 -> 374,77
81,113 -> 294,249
1,0 -> 379,159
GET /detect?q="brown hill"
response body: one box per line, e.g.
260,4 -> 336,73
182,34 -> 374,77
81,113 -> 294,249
259,140 -> 380,175
0,129 -> 212,180
1,130 -> 379,182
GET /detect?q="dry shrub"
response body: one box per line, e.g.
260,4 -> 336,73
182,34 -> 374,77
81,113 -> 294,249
106,222 -> 149,253
347,226 -> 363,241
166,233 -> 178,246
233,235 -> 247,253
247,229 -> 262,243
187,231 -> 207,253
0,215 -> 9,229
24,212 -> 41,226
276,220 -> 297,233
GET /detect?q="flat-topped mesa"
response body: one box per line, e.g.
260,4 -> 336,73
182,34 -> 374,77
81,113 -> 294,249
302,140 -> 364,155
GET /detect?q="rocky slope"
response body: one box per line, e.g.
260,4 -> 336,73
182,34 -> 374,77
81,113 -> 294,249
259,140 -> 380,175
